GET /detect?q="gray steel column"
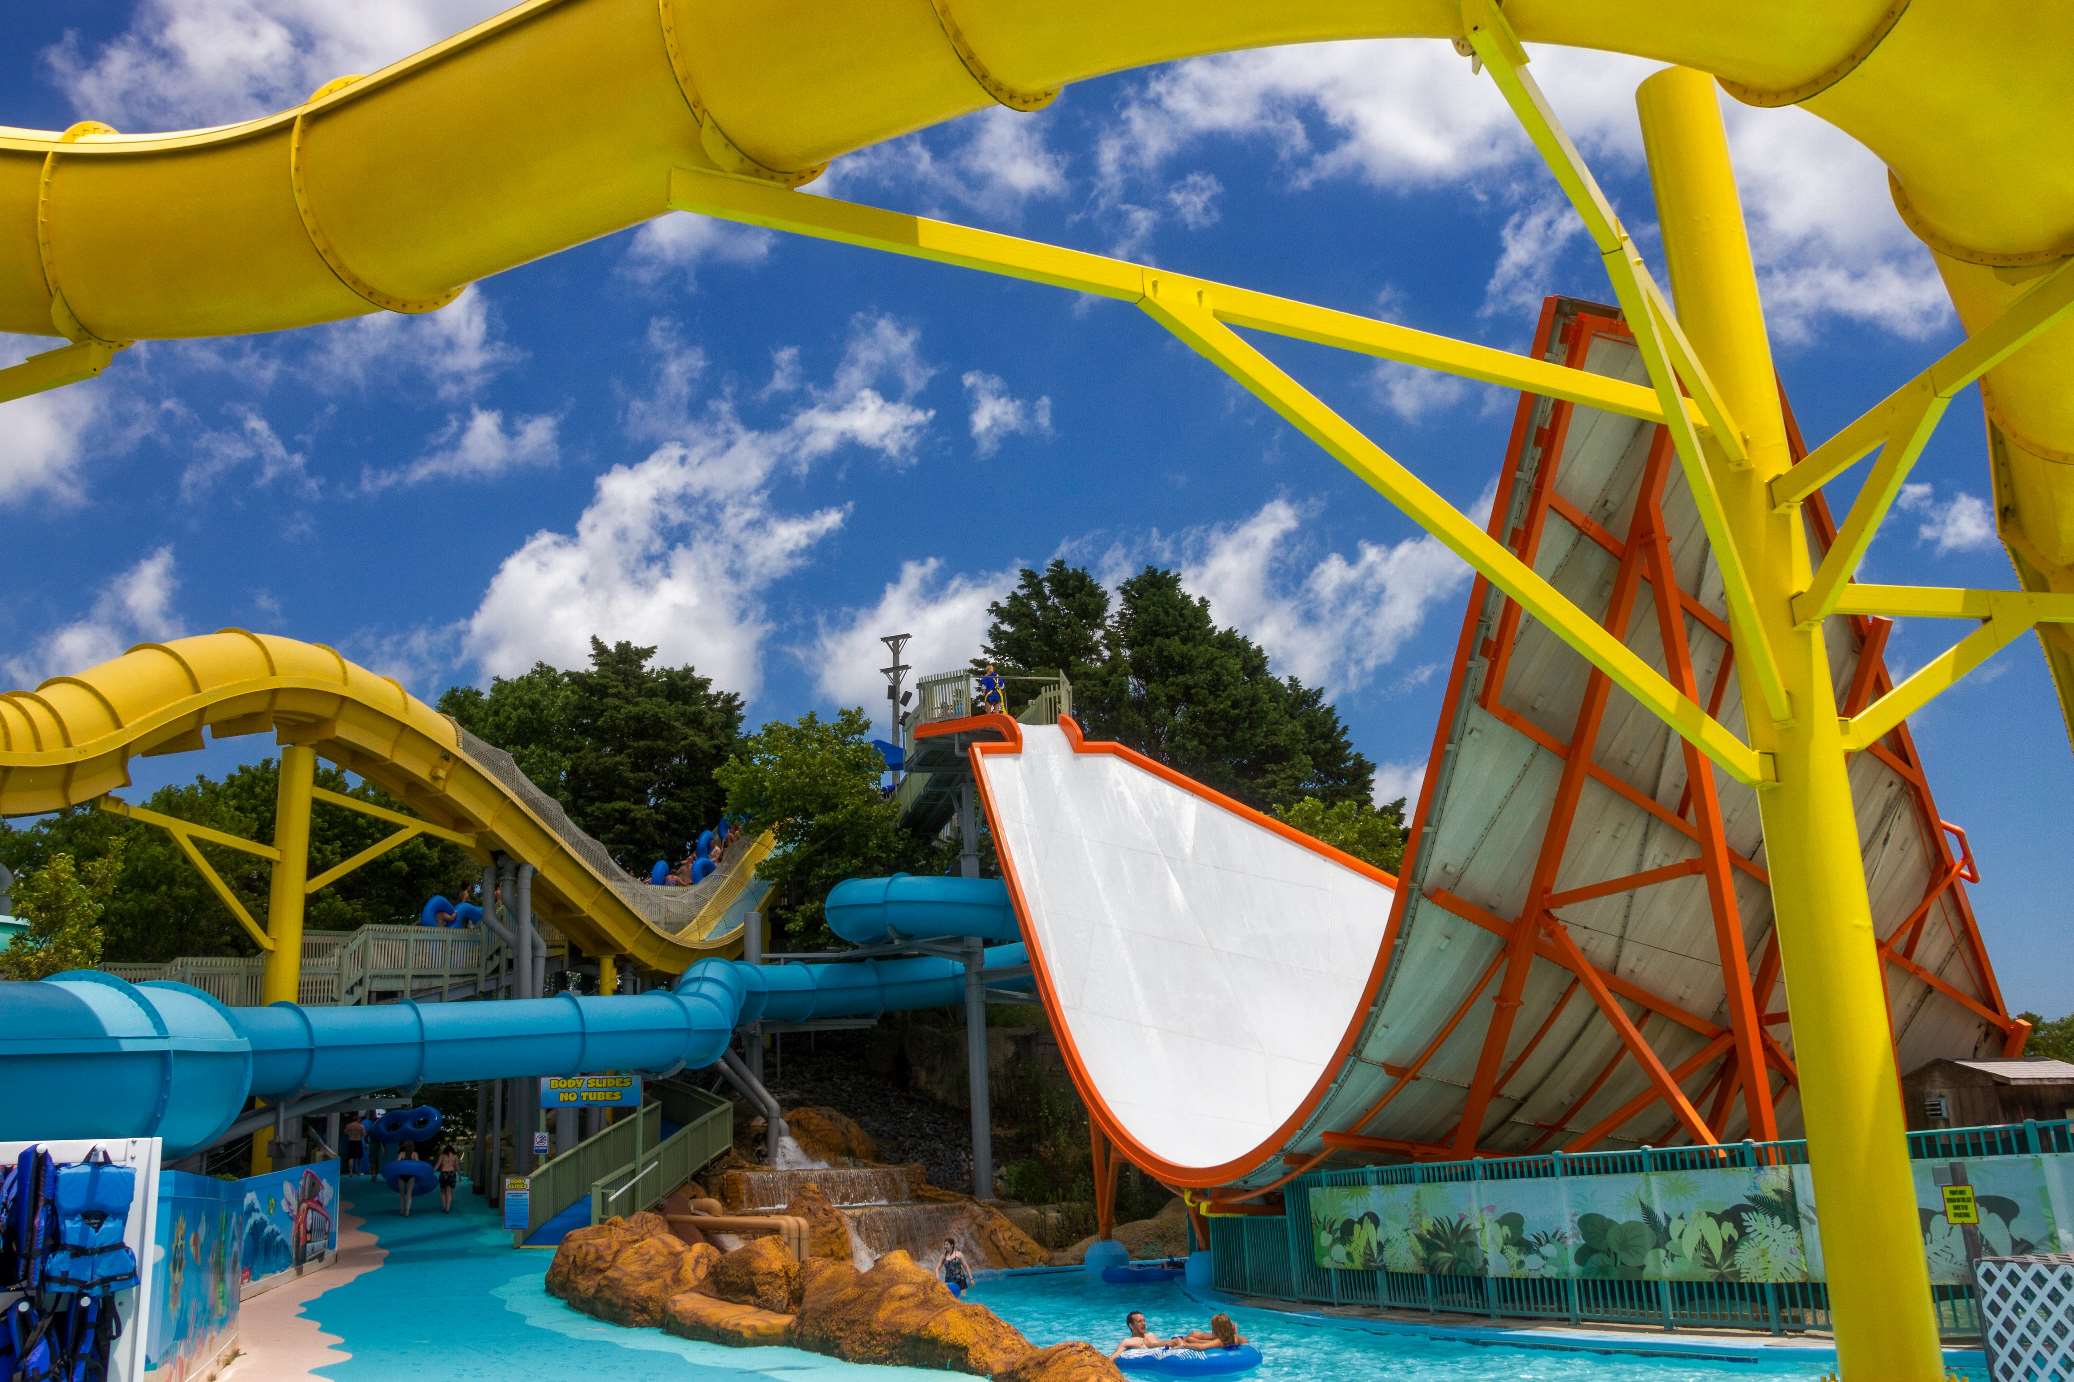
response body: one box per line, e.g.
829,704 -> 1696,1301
502,857 -> 535,1176
474,1080 -> 490,1189
554,1105 -> 578,1154
958,781 -> 981,879
963,935 -> 994,1200
488,1077 -> 505,1205
744,909 -> 765,1084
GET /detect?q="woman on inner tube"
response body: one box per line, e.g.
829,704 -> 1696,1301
1172,1315 -> 1246,1351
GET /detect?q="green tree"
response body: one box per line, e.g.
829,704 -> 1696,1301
0,845 -> 123,979
2018,1011 -> 2074,1063
441,639 -> 743,871
717,708 -> 946,946
0,762 -> 471,963
1274,796 -> 1409,873
977,563 -> 1376,812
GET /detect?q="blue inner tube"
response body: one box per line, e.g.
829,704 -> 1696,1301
1116,1346 -> 1262,1377
375,1105 -> 443,1145
382,1158 -> 436,1192
1101,1262 -> 1184,1285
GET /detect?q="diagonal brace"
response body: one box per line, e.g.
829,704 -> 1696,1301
1139,280 -> 1764,786
1792,383 -> 1949,626
1459,0 -> 1793,729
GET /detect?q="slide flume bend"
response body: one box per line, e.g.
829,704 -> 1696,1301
3,0 -> 2072,729
0,630 -> 745,974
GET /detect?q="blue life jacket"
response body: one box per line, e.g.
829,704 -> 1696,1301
38,1152 -> 137,1297
1,1296 -> 56,1382
5,1147 -> 56,1293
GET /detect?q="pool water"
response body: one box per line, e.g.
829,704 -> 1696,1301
966,1271 -> 1843,1382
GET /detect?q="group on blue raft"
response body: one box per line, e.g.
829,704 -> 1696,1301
0,1146 -> 140,1381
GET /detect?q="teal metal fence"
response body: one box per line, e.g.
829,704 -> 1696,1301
1210,1119 -> 2074,1339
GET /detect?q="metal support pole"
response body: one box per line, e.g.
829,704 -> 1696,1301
963,935 -> 994,1200
253,742 -> 317,1172
598,953 -> 617,996
1638,68 -> 1942,1380
958,781 -> 981,880
743,910 -> 765,1085
474,1081 -> 489,1189
479,857 -> 499,987
554,1106 -> 577,1155
502,858 -> 535,1176
718,1051 -> 785,1164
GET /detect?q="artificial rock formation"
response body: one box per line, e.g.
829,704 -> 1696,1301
998,1343 -> 1129,1382
782,1181 -> 856,1263
1057,1198 -> 1190,1265
783,1105 -> 880,1163
663,1290 -> 794,1347
791,1252 -> 1033,1376
708,1234 -> 804,1314
544,1214 -> 719,1328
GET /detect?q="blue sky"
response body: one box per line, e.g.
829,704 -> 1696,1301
3,3 -> 2067,1014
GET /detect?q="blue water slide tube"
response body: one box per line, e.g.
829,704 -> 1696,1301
824,874 -> 1018,946
0,878 -> 1026,1157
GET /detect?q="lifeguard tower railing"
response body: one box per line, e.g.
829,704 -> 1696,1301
891,669 -> 1071,828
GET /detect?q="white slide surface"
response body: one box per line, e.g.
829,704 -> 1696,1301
974,721 -> 1392,1177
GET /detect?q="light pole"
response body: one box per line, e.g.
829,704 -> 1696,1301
879,632 -> 911,785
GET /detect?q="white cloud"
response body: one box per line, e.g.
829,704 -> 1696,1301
180,407 -> 314,500
1896,482 -> 1998,555
1166,171 -> 1224,230
1371,758 -> 1426,809
347,620 -> 467,696
621,319 -> 707,444
961,370 -> 1054,457
465,314 -> 935,697
623,215 -> 775,286
307,287 -> 521,400
1369,360 -> 1471,424
44,0 -> 509,128
1178,497 -> 1476,696
362,407 -> 560,491
3,547 -> 179,686
1094,41 -> 1946,340
811,558 -> 1018,713
0,380 -> 110,507
817,107 -> 1068,221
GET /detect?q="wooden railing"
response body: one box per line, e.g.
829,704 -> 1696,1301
101,923 -> 506,1008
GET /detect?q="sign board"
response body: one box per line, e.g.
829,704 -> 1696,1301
532,1129 -> 550,1156
502,1177 -> 530,1231
1942,1184 -> 1979,1226
539,1073 -> 642,1108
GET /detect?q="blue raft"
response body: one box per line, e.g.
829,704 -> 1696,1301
1116,1346 -> 1262,1376
1101,1260 -> 1184,1285
381,1158 -> 435,1193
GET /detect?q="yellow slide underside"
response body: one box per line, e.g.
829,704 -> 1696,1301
0,631 -> 744,973
3,0 -> 2072,728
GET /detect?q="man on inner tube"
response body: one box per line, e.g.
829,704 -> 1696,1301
1112,1312 -> 1179,1360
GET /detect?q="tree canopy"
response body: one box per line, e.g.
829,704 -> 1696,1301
1273,796 -> 1408,873
440,638 -> 743,871
0,762 -> 472,963
975,559 -> 1378,813
718,707 -> 947,947
0,846 -> 123,980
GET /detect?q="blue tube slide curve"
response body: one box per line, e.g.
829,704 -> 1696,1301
0,877 -> 1024,1155
824,873 -> 1018,946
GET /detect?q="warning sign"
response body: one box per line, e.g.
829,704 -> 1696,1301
1941,1184 -> 1979,1226
539,1073 -> 643,1108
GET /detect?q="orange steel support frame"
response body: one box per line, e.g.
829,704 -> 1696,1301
1214,301 -> 2022,1202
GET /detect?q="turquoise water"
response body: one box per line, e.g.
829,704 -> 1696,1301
302,1181 -> 948,1380
303,1183 -> 1969,1381
965,1271 -> 1843,1382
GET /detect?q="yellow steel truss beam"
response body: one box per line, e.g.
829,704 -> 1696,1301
1773,255 -> 2074,509
97,796 -> 275,951
1139,278 -> 1765,785
310,783 -> 478,848
304,824 -> 421,895
0,340 -> 117,404
666,171 -> 1705,431
1791,384 -> 1948,627
669,166 -> 1765,786
1458,0 -> 1793,729
1829,583 -> 2074,749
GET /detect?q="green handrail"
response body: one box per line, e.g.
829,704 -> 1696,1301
525,1103 -> 660,1235
591,1086 -> 733,1223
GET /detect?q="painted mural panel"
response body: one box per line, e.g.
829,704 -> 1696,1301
1307,1154 -> 2074,1288
240,1162 -> 338,1293
146,1172 -> 239,1382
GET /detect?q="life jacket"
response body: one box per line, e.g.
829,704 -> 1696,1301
4,1147 -> 57,1294
37,1151 -> 137,1298
1,1297 -> 55,1382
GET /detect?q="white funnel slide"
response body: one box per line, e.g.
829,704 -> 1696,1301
970,719 -> 1392,1183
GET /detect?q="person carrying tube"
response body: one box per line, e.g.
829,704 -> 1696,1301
976,662 -> 1005,714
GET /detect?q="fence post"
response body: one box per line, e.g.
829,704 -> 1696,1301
1642,1146 -> 1674,1331
1553,1150 -> 1581,1325
1475,1157 -> 1498,1319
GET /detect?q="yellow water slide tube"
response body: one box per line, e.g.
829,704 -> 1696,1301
0,631 -> 753,973
2,1 -> 2071,723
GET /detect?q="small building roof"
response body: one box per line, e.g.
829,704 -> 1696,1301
1922,1058 -> 2074,1085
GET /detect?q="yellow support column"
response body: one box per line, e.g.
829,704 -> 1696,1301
598,954 -> 617,996
253,743 -> 317,1173
1637,69 -> 1941,1379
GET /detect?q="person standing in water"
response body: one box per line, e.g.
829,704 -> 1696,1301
434,1144 -> 462,1214
938,1238 -> 974,1297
